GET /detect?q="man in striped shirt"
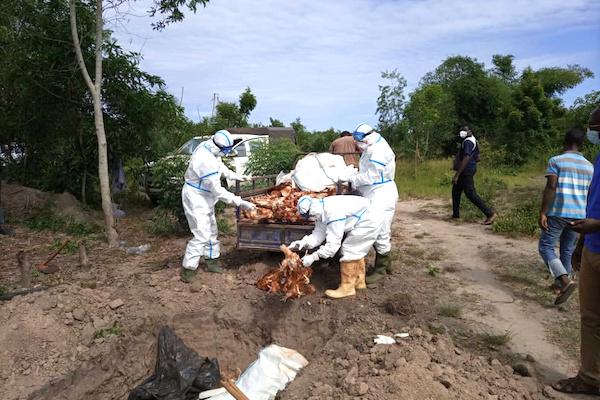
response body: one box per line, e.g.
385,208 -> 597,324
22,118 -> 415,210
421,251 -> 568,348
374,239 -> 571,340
539,129 -> 593,305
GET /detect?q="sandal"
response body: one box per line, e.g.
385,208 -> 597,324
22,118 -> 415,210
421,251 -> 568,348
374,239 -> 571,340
555,281 -> 577,305
552,376 -> 600,395
549,283 -> 561,294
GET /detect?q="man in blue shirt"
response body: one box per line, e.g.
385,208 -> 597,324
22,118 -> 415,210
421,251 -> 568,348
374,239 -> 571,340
538,129 -> 593,305
452,124 -> 496,225
553,106 -> 600,396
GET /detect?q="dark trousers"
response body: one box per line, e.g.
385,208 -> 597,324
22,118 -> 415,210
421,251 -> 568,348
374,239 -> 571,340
452,173 -> 493,218
579,246 -> 600,386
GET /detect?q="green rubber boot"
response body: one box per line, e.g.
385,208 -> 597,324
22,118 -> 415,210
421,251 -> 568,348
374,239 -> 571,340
205,258 -> 224,274
366,252 -> 392,284
180,267 -> 197,283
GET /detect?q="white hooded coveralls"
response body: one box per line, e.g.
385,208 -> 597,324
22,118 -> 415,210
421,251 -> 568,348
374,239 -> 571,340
350,131 -> 398,254
182,140 -> 246,270
300,195 -> 384,262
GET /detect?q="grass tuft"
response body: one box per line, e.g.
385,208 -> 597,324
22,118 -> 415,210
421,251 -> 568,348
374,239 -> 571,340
478,328 -> 513,347
439,303 -> 462,318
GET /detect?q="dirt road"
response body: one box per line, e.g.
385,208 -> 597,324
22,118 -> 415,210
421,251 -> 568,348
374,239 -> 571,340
395,199 -> 581,385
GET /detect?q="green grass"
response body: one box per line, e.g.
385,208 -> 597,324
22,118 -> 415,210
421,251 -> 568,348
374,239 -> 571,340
395,158 -> 543,201
493,198 -> 541,237
395,157 -> 546,236
17,215 -> 99,237
495,262 -> 554,304
477,328 -> 513,347
428,265 -> 438,277
94,322 -> 123,339
546,318 -> 580,359
439,303 -> 462,318
217,217 -> 233,235
146,208 -> 178,235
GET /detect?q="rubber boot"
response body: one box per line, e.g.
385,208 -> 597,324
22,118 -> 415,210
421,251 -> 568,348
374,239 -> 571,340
180,267 -> 197,283
366,252 -> 391,284
325,260 -> 358,299
205,258 -> 224,274
355,258 -> 366,290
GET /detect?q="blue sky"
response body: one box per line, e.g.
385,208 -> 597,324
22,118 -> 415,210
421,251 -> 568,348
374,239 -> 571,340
111,0 -> 600,131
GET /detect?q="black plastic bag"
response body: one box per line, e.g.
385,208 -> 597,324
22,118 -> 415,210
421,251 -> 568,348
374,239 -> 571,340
128,326 -> 221,400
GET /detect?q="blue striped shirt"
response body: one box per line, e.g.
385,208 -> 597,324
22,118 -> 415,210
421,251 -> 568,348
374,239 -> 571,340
546,151 -> 593,219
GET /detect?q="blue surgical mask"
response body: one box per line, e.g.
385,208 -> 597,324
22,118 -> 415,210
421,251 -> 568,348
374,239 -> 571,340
587,128 -> 600,145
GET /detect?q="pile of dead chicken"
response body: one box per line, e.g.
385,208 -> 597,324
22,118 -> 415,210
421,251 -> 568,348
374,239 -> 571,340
257,245 -> 316,299
243,183 -> 337,223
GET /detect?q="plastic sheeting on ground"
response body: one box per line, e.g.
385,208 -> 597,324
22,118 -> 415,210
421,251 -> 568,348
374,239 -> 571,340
276,153 -> 356,192
209,344 -> 308,400
128,326 -> 221,400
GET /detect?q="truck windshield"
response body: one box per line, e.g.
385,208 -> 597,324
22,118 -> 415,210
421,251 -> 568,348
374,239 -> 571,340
174,138 -> 208,155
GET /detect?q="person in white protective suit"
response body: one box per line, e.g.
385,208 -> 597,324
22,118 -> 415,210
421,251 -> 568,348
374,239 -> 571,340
288,194 -> 384,299
181,129 -> 256,282
340,123 -> 399,283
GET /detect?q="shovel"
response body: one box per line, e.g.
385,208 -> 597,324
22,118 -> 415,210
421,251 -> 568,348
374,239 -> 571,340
38,238 -> 71,274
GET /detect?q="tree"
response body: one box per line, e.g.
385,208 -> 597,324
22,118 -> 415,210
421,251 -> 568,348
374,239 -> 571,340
502,67 -> 554,165
404,84 -> 457,159
291,117 -> 310,150
239,87 -> 257,120
269,117 -> 285,127
213,87 -> 257,129
534,65 -> 594,98
376,69 -> 407,134
68,0 -> 209,246
420,55 -> 507,140
491,54 -> 517,84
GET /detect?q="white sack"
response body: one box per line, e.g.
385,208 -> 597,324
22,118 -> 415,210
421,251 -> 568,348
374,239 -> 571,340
209,344 -> 308,400
291,153 -> 353,192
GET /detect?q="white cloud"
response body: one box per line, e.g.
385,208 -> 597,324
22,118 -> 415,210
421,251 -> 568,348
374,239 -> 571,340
109,0 -> 600,130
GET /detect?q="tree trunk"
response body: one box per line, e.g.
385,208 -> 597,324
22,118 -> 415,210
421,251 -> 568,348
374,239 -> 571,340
413,140 -> 419,178
18,251 -> 31,288
78,242 -> 89,266
77,113 -> 87,204
69,0 -> 118,246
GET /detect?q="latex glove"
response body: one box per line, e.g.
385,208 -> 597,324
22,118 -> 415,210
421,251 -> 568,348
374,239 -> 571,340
340,166 -> 358,183
288,240 -> 307,251
237,175 -> 252,182
302,253 -> 319,267
239,200 -> 256,211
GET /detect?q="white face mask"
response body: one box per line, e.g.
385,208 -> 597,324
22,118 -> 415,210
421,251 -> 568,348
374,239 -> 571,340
587,128 -> 600,145
459,130 -> 468,139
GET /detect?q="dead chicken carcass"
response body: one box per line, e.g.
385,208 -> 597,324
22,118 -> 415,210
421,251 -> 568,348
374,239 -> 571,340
243,184 -> 337,223
257,245 -> 316,299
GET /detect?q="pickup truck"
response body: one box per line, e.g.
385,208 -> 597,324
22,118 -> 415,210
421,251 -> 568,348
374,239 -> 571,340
234,152 -> 358,252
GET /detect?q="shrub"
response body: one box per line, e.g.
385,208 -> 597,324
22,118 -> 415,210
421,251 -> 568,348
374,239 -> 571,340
245,138 -> 300,176
149,156 -> 231,234
493,198 -> 540,237
146,208 -> 178,235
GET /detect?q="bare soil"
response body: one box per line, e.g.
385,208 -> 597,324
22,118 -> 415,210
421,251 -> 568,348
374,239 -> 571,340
0,187 -> 591,400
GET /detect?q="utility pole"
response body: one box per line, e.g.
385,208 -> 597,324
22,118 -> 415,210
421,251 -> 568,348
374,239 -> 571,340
179,86 -> 184,106
211,93 -> 219,118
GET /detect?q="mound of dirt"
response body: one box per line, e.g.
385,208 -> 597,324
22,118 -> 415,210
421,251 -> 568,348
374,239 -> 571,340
386,292 -> 416,316
1,182 -> 90,222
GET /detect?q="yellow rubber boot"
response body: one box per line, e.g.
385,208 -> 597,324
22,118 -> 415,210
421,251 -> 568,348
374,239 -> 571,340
355,258 -> 366,290
325,260 -> 358,299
